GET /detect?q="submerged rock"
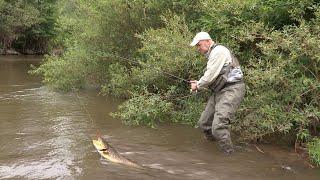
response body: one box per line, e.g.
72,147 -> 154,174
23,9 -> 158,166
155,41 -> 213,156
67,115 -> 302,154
24,49 -> 35,55
1,49 -> 20,55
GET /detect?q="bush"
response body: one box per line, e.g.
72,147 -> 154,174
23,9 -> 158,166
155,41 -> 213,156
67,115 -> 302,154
0,0 -> 58,54
308,138 -> 320,166
234,15 -> 320,140
30,52 -> 87,91
172,92 -> 208,125
111,92 -> 174,128
106,14 -> 206,127
100,13 -> 202,95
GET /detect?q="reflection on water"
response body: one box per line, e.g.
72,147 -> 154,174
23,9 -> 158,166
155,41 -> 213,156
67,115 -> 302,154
0,56 -> 319,180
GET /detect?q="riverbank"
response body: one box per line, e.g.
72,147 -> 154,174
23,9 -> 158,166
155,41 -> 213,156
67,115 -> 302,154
0,49 -> 20,55
0,49 -> 42,56
0,47 -> 64,56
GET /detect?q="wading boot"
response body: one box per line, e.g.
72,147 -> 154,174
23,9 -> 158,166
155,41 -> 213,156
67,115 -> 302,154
219,139 -> 234,155
203,130 -> 215,141
222,147 -> 234,155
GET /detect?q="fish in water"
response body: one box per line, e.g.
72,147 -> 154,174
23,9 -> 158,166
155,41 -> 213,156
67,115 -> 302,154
92,136 -> 143,169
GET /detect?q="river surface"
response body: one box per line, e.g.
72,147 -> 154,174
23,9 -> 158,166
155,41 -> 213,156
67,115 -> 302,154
0,56 -> 319,180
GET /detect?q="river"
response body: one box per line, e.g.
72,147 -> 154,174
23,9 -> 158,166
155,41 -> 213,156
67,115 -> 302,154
0,56 -> 319,180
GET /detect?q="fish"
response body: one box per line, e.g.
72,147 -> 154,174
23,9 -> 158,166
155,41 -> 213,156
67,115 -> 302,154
92,135 -> 143,169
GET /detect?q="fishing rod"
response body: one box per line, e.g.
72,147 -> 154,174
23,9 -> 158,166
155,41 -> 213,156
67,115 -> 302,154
101,54 -> 191,84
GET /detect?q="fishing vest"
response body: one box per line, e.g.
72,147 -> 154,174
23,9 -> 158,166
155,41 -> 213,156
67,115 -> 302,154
207,44 -> 241,92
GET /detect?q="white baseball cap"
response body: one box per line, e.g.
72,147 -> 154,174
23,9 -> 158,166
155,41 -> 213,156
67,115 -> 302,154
190,32 -> 212,46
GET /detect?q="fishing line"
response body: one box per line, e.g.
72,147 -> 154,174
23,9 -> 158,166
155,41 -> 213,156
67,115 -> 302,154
101,54 -> 208,99
74,90 -> 95,128
101,54 -> 191,84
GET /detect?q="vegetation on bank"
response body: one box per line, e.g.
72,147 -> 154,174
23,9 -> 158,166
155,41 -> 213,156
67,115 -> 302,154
24,0 -> 320,165
0,0 -> 59,54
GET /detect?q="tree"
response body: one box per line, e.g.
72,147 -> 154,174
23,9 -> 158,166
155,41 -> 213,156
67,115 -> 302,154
0,0 -> 58,54
0,0 -> 39,52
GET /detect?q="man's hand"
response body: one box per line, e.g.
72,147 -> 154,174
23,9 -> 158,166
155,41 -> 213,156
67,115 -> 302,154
190,80 -> 198,92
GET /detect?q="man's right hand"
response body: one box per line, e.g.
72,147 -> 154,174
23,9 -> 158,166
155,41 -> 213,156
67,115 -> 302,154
190,80 -> 198,92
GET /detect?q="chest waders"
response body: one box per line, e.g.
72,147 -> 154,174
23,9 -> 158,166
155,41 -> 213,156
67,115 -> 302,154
197,45 -> 245,154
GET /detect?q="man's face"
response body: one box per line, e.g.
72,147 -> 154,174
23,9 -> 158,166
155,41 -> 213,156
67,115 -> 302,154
196,40 -> 211,55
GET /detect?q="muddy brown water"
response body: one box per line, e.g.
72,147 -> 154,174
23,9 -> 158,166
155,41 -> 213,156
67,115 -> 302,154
0,56 -> 319,180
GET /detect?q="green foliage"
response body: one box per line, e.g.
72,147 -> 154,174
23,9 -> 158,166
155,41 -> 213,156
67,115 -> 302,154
0,0 -> 40,50
171,93 -> 208,125
234,13 -> 320,140
0,0 -> 58,53
111,91 -> 174,128
35,0 -> 201,92
308,138 -> 320,166
102,13 -> 202,97
15,0 -> 59,53
30,52 -> 86,91
104,14 -> 206,127
31,0 -> 110,90
100,63 -> 134,98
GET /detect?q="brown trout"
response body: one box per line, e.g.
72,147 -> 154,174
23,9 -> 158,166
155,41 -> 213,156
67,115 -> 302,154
92,136 -> 143,169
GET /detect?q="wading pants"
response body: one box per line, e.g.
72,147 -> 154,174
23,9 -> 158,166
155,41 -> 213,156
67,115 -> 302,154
198,82 -> 245,153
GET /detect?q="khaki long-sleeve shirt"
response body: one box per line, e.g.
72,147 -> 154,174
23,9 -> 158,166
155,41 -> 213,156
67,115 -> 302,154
196,44 -> 232,90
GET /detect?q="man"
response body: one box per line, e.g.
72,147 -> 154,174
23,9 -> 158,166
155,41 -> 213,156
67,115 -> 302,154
190,32 -> 245,154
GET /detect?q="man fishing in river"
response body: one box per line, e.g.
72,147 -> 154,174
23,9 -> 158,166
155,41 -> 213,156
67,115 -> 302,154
189,32 -> 245,155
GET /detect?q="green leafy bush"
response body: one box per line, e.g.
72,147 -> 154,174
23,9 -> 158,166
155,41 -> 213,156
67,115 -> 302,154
111,92 -> 174,128
0,0 -> 58,54
103,14 -> 201,93
308,138 -> 320,166
106,14 -> 206,127
171,93 -> 208,125
30,52 -> 87,91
